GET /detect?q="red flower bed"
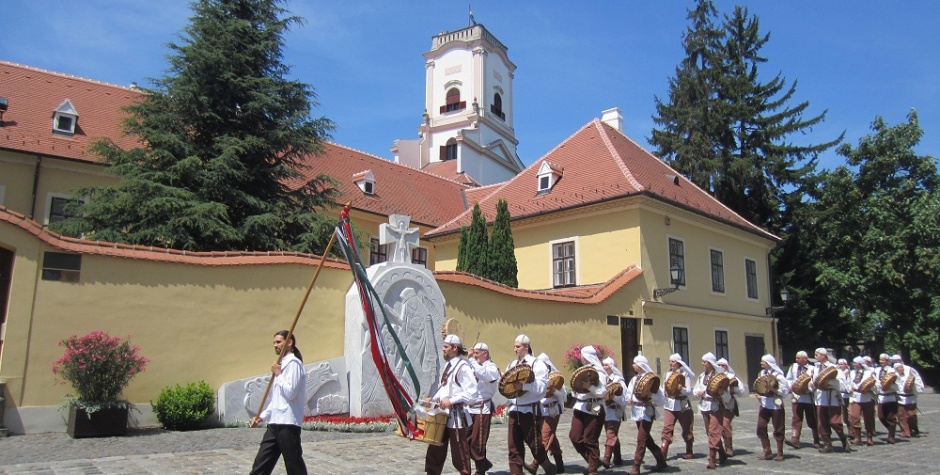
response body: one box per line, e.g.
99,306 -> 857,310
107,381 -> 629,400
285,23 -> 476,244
303,414 -> 393,424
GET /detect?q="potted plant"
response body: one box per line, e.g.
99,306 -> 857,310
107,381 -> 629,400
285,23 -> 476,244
52,331 -> 148,438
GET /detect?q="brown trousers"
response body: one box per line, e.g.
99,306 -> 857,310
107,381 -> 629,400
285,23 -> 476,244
541,414 -> 562,456
425,426 -> 472,475
701,409 -> 725,450
470,413 -> 492,466
848,401 -> 875,439
661,408 -> 694,445
756,406 -> 785,444
815,404 -> 845,444
569,409 -> 604,472
791,401 -> 819,443
604,419 -> 622,451
508,411 -> 546,472
721,406 -> 736,449
634,419 -> 665,466
878,401 -> 899,438
898,403 -> 918,437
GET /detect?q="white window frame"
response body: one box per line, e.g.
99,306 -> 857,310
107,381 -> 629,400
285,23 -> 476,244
44,192 -> 86,226
714,327 -> 730,361
548,236 -> 579,288
667,235 -> 686,289
672,324 -> 690,364
709,246 -> 726,295
744,256 -> 759,301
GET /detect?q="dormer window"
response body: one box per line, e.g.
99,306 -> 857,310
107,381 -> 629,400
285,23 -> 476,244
353,170 -> 375,196
53,99 -> 78,135
536,161 -> 563,193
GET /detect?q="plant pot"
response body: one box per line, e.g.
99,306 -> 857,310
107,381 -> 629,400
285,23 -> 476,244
67,405 -> 128,438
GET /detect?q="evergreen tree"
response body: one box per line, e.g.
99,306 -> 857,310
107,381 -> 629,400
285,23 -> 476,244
456,225 -> 470,272
52,0 -> 338,253
462,203 -> 489,278
487,199 -> 518,287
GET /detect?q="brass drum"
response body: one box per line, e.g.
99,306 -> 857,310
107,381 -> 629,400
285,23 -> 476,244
571,366 -> 600,393
498,363 -> 535,398
547,371 -> 565,397
664,372 -> 686,398
880,372 -> 898,392
605,381 -> 625,402
791,373 -> 812,395
634,373 -> 660,401
903,374 -> 916,394
706,373 -> 731,398
753,374 -> 779,396
814,366 -> 839,390
859,376 -> 876,393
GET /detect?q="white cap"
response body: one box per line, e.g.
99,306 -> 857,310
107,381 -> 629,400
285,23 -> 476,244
473,342 -> 488,351
515,334 -> 531,345
443,334 -> 461,345
891,354 -> 902,362
853,356 -> 865,365
796,351 -> 808,358
815,348 -> 828,356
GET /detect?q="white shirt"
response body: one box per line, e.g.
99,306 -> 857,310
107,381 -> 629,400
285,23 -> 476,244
604,373 -> 628,422
786,362 -> 814,404
694,371 -> 732,413
468,358 -> 500,415
539,362 -> 567,418
259,353 -> 306,426
756,369 -> 790,410
724,371 -> 749,412
661,369 -> 695,412
849,368 -> 875,404
625,372 -> 665,422
896,369 -> 924,405
874,365 -> 898,404
809,361 -> 846,407
432,357 -> 478,428
571,366 -> 609,416
505,355 -> 549,413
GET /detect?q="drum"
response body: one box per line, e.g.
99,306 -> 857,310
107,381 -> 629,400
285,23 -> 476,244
664,372 -> 685,398
397,404 -> 447,446
546,371 -> 565,397
903,374 -> 917,394
859,376 -> 876,393
499,363 -> 535,398
814,366 -> 839,390
633,373 -> 660,401
605,381 -> 625,402
880,372 -> 898,392
571,366 -> 600,393
706,373 -> 730,398
753,374 -> 779,396
791,373 -> 812,395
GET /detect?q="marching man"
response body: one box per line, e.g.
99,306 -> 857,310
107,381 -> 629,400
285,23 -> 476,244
504,335 -> 554,475
755,354 -> 789,462
600,357 -> 628,468
468,342 -> 499,475
625,356 -> 668,475
693,353 -> 730,470
660,354 -> 695,461
785,351 -> 819,449
716,358 -> 748,455
807,348 -> 850,453
424,335 -> 477,475
568,346 -> 609,475
538,353 -> 567,474
848,356 -> 876,446
894,362 -> 924,438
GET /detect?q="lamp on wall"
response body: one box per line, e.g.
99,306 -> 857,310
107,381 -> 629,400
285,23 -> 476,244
653,264 -> 682,299
765,286 -> 790,315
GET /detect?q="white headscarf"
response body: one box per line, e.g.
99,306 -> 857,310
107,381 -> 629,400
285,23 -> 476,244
537,352 -> 557,372
716,357 -> 737,376
669,353 -> 694,377
580,345 -> 604,372
761,354 -> 783,375
891,354 -> 902,363
632,355 -> 652,375
852,356 -> 865,368
603,356 -> 625,379
702,352 -> 725,374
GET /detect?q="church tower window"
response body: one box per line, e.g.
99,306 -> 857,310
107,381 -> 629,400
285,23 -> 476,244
441,138 -> 458,161
490,93 -> 505,120
442,88 -> 466,113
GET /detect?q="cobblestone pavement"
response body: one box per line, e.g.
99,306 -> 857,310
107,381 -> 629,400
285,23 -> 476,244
1,394 -> 937,475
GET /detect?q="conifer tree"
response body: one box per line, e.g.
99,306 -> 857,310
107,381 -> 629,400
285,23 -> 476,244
456,225 -> 470,272
487,199 -> 518,287
462,203 -> 489,278
52,0 -> 338,253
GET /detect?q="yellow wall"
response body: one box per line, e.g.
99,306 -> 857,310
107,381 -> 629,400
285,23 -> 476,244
0,151 -> 113,222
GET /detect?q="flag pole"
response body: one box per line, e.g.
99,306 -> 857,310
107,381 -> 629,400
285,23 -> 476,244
252,206 -> 347,422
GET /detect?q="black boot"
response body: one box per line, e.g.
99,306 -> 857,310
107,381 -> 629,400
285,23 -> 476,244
552,452 -> 565,474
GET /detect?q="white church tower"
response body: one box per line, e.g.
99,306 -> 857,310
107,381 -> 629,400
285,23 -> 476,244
393,24 -> 525,186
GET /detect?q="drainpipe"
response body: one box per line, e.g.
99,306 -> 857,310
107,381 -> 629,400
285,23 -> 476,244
29,156 -> 42,221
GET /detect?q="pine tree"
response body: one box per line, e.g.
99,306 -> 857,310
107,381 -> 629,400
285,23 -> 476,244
462,203 -> 489,278
456,225 -> 470,272
487,199 -> 518,287
51,0 -> 338,253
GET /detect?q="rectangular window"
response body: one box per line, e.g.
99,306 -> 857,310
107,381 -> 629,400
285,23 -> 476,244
673,327 -> 689,364
668,237 -> 686,286
715,330 -> 729,360
710,249 -> 725,293
552,241 -> 576,288
411,247 -> 428,266
369,238 -> 387,265
42,252 -> 81,282
745,258 -> 758,299
48,196 -> 81,225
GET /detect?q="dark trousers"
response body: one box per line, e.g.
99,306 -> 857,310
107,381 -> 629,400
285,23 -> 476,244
508,411 -> 546,472
791,401 -> 819,443
541,414 -> 563,457
569,409 -> 604,472
249,424 -> 307,475
633,419 -> 665,466
661,408 -> 694,445
879,401 -> 899,439
757,406 -> 785,444
425,426 -> 472,475
470,413 -> 492,468
815,404 -> 845,444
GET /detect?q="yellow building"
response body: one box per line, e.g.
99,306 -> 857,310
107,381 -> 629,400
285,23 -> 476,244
0,25 -> 780,434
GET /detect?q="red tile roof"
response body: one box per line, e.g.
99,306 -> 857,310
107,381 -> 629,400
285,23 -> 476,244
427,119 -> 779,241
0,61 -> 142,163
292,142 -> 471,227
420,160 -> 482,187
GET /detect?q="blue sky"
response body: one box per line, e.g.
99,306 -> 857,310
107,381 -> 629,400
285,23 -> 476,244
3,1 -> 938,171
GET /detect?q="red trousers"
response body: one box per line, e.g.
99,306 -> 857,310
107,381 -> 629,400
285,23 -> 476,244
541,414 -> 562,456
569,409 -> 604,472
701,409 -> 725,450
660,408 -> 694,445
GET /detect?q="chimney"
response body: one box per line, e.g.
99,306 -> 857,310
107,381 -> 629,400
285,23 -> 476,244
601,107 -> 623,132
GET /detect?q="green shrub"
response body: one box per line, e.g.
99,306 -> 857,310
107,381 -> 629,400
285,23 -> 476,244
151,381 -> 215,431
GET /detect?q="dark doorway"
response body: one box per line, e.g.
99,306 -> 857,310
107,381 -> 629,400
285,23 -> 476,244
620,317 -> 639,380
745,335 -> 766,385
0,247 -> 13,358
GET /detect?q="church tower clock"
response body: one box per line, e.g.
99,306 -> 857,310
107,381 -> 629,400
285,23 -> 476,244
393,24 -> 524,186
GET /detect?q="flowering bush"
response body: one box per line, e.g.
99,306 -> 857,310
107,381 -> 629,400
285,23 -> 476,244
52,331 -> 148,410
301,414 -> 396,432
562,343 -> 615,372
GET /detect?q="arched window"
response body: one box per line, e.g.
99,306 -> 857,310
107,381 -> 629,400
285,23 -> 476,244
445,138 -> 458,160
441,88 -> 466,113
490,93 -> 505,120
